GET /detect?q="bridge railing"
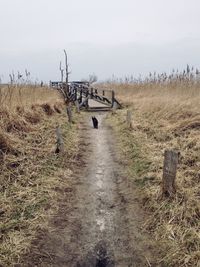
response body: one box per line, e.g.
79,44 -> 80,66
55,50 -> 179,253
50,80 -> 121,109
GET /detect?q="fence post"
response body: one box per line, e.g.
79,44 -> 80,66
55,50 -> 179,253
162,150 -> 179,198
126,110 -> 132,128
111,101 -> 118,115
111,91 -> 115,108
74,85 -> 77,101
66,106 -> 72,123
85,90 -> 89,109
75,100 -> 80,113
55,126 -> 64,153
91,88 -> 93,99
80,89 -> 83,103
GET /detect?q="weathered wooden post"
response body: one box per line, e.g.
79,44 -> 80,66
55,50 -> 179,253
74,84 -> 77,101
111,101 -> 117,115
75,100 -> 80,113
126,110 -> 132,128
80,89 -> 83,103
66,106 -> 72,123
91,87 -> 93,99
111,91 -> 115,108
162,150 -> 179,198
55,126 -> 64,153
85,89 -> 89,109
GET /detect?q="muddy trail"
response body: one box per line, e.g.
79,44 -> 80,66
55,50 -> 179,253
23,112 -> 157,267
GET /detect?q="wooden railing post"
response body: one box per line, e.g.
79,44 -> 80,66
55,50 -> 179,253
80,89 -> 83,103
126,110 -> 132,128
66,106 -> 72,123
74,85 -> 77,101
112,101 -> 118,111
85,90 -> 89,109
91,88 -> 93,99
75,100 -> 80,113
111,91 -> 115,108
162,150 -> 179,198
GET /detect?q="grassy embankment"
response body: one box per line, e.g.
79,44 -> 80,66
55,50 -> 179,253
108,82 -> 200,267
0,85 -> 80,266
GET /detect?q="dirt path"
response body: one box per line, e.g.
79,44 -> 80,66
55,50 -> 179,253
23,112 -> 156,267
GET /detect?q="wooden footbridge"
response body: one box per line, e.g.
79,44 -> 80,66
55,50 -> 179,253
50,81 -> 121,110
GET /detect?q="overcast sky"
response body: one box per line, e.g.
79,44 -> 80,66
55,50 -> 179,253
0,0 -> 200,82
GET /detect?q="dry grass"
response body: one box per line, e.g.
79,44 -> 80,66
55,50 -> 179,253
0,85 -> 61,109
108,81 -> 200,266
0,85 -> 80,266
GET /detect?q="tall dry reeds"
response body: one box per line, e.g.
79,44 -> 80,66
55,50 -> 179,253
0,84 -> 61,109
0,84 -> 72,266
107,73 -> 200,266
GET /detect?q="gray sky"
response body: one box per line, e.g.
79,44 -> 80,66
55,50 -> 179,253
0,0 -> 200,82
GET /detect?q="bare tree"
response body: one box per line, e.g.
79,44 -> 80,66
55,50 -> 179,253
64,50 -> 70,84
59,61 -> 64,83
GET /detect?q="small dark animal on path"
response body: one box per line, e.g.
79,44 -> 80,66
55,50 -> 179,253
92,116 -> 98,129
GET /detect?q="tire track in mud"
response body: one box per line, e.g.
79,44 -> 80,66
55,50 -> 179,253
23,112 -> 156,267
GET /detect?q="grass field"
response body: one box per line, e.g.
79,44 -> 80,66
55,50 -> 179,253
108,80 -> 200,266
0,85 -> 60,108
0,85 -> 79,266
0,81 -> 199,266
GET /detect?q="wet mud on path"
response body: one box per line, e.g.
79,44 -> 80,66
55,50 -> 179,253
23,112 -> 156,267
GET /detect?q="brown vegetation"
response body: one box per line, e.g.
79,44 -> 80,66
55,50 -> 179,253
0,85 -> 61,108
0,85 -> 79,266
108,80 -> 200,266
